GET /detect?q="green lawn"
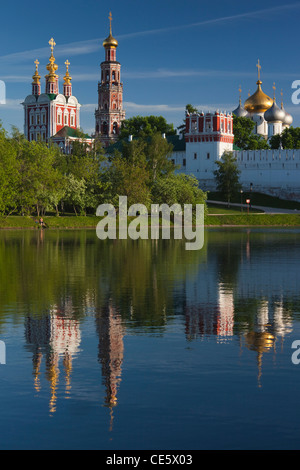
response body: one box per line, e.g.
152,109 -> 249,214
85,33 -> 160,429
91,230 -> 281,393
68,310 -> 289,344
208,191 -> 300,210
0,212 -> 300,229
206,213 -> 300,226
207,203 -> 263,215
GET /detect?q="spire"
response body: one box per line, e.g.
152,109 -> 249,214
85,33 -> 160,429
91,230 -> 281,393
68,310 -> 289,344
239,85 -> 242,105
273,82 -> 276,102
32,59 -> 41,96
256,59 -> 262,84
103,11 -> 118,51
45,38 -> 59,94
109,11 -> 113,35
63,59 -> 72,98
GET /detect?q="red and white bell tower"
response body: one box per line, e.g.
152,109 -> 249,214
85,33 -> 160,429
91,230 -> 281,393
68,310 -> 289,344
95,12 -> 125,147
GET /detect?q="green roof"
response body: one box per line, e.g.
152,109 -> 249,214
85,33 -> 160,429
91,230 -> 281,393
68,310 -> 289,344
166,134 -> 186,151
54,126 -> 91,139
233,143 -> 241,150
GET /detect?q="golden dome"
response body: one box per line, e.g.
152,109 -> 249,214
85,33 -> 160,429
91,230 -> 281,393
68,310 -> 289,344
244,80 -> 273,114
45,38 -> 58,83
32,59 -> 41,84
63,60 -> 72,85
103,12 -> 118,48
103,33 -> 118,48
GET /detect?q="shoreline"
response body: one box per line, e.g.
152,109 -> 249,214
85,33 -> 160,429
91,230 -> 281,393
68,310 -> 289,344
0,214 -> 300,230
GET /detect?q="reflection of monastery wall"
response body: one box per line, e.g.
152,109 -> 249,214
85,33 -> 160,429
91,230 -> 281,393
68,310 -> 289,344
184,236 -> 296,342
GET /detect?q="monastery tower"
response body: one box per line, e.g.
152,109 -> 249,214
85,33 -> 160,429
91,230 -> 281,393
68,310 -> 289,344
95,12 -> 126,147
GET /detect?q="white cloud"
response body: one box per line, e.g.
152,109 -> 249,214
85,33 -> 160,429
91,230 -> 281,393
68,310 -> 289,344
0,99 -> 23,110
0,3 -> 299,66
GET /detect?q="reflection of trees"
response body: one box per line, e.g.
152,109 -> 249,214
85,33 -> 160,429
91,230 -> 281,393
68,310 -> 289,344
0,231 -> 206,333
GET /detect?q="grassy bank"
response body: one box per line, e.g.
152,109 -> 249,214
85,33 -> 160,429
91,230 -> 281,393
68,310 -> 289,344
206,213 -> 300,226
208,191 -> 300,210
0,215 -> 100,230
0,213 -> 300,229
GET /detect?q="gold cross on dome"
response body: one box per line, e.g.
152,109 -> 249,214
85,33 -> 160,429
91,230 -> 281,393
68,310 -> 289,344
238,85 -> 242,104
256,59 -> 261,80
273,82 -> 276,100
49,38 -> 56,52
109,12 -> 113,33
65,59 -> 70,70
34,59 -> 39,70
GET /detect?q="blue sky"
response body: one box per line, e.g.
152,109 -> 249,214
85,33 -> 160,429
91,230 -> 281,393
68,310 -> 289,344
1,0 -> 300,135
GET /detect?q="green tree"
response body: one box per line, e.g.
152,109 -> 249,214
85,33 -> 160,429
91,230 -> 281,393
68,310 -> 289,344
0,124 -> 20,216
269,127 -> 300,149
214,151 -> 241,205
119,115 -> 176,140
104,154 -> 152,208
152,173 -> 207,209
233,115 -> 269,150
177,104 -> 198,136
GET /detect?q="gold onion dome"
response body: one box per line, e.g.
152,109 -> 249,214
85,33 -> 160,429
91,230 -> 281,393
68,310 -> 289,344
244,60 -> 273,114
244,80 -> 273,114
103,12 -> 118,48
32,59 -> 41,84
64,60 -> 72,85
46,38 -> 58,82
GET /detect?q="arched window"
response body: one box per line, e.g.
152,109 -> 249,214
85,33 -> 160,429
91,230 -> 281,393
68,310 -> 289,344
102,121 -> 108,135
113,122 -> 118,135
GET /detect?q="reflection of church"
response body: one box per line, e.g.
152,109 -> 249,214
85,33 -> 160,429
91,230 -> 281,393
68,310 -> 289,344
25,300 -> 81,414
24,297 -> 125,421
95,301 -> 125,430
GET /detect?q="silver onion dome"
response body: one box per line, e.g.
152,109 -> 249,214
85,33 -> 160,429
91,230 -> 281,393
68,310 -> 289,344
264,101 -> 286,122
233,103 -> 248,118
283,110 -> 293,126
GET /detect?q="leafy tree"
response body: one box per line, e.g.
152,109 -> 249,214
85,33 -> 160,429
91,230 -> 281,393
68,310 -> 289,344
233,115 -> 269,150
177,104 -> 198,135
0,125 -> 20,216
214,151 -> 241,205
104,154 -> 152,208
119,115 -> 176,140
144,133 -> 174,183
152,173 -> 207,208
269,127 -> 300,149
112,133 -> 175,185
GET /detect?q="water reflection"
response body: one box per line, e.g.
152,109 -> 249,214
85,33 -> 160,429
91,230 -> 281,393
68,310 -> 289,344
0,229 -> 299,418
25,299 -> 81,414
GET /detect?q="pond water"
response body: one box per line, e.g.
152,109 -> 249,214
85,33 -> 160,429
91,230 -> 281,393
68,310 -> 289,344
0,228 -> 299,450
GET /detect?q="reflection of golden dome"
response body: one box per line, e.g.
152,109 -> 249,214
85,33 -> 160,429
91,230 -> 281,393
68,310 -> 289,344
244,80 -> 273,114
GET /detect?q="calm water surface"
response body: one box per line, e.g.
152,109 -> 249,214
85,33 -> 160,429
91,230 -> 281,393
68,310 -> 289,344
0,228 -> 300,450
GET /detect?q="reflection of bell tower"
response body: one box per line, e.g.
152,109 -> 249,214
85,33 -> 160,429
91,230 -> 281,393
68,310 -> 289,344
96,301 -> 125,430
95,12 -> 126,147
